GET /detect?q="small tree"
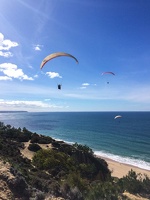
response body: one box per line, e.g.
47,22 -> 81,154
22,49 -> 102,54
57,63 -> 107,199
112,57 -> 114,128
73,143 -> 94,155
28,143 -> 42,152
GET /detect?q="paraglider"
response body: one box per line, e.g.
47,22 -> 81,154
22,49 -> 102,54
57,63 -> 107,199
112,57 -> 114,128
40,52 -> 78,90
114,115 -> 122,119
102,72 -> 115,76
57,84 -> 61,90
101,72 -> 115,84
40,52 -> 79,69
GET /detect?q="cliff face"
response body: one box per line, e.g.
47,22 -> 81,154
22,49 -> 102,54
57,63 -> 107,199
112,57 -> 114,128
0,123 -> 111,200
0,159 -> 66,200
0,123 -> 150,200
0,160 -> 14,200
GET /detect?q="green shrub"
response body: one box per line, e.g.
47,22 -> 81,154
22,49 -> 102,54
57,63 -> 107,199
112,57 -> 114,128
118,169 -> 150,197
73,143 -> 94,155
32,149 -> 72,171
85,181 -> 123,200
79,163 -> 96,178
28,143 -> 42,152
65,171 -> 87,192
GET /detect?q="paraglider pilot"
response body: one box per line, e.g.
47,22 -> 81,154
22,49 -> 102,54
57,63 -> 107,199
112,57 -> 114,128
58,84 -> 61,90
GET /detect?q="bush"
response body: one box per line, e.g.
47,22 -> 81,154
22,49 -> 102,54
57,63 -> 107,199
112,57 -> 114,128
85,181 -> 123,200
73,143 -> 94,155
28,143 -> 42,152
65,171 -> 87,192
32,149 -> 72,171
118,169 -> 150,198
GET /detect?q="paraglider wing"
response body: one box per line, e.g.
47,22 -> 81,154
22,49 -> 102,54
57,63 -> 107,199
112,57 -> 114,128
114,115 -> 122,119
40,52 -> 79,69
102,72 -> 115,75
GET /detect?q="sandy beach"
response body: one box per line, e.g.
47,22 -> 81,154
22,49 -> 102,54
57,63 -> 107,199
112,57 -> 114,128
101,156 -> 150,178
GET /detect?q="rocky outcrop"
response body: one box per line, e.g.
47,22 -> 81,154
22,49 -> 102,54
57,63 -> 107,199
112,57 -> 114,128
0,160 -> 14,200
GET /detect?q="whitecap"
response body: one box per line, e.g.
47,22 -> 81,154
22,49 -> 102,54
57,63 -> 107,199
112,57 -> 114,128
94,151 -> 150,171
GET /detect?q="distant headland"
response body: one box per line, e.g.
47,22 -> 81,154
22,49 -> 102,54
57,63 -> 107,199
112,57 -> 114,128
0,111 -> 28,113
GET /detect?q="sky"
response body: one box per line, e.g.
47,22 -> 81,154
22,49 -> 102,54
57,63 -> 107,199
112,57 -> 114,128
0,0 -> 150,112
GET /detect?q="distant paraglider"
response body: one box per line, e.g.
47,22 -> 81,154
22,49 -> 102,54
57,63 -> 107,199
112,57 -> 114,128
102,72 -> 115,76
40,52 -> 79,90
114,115 -> 122,119
102,71 -> 115,84
57,84 -> 61,90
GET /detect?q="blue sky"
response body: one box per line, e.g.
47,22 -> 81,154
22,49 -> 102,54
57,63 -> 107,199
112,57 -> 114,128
0,0 -> 150,112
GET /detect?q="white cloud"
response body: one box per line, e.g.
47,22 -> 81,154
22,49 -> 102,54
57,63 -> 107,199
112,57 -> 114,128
65,84 -> 150,104
44,99 -> 51,101
79,82 -> 90,89
1,39 -> 18,50
34,74 -> 38,78
0,63 -> 34,81
82,83 -> 90,86
0,100 -> 64,111
0,51 -> 13,57
0,33 -> 5,46
0,76 -> 12,80
33,44 -> 42,51
79,83 -> 96,89
46,71 -> 62,79
0,33 -> 19,58
80,86 -> 86,89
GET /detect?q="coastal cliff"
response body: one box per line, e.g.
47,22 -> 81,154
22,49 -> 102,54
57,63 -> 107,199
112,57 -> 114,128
0,122 -> 149,200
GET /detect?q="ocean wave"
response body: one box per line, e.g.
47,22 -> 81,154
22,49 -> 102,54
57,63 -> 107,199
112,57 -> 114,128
94,151 -> 150,171
52,137 -> 74,145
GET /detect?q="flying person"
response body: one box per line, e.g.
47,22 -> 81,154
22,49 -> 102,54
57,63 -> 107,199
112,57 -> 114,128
114,115 -> 122,119
40,52 -> 78,90
102,71 -> 115,84
114,115 -> 122,123
58,84 -> 61,90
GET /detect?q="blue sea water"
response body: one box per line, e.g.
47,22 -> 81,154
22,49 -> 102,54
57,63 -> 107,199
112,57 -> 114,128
0,112 -> 150,171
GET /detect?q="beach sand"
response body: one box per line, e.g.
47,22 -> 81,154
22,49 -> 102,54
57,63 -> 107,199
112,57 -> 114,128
100,156 -> 150,178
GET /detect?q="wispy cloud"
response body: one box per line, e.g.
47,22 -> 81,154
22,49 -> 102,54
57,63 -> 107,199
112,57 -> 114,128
44,99 -> 51,101
0,33 -> 19,57
34,74 -> 38,78
33,44 -> 42,51
0,51 -> 13,58
0,63 -> 34,81
0,76 -> 12,81
79,82 -> 90,89
66,84 -> 150,104
80,86 -> 86,89
0,99 -> 63,111
0,99 -> 64,111
82,83 -> 90,86
46,72 -> 62,79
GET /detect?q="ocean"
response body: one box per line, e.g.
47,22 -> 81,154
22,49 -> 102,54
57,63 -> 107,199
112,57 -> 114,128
0,111 -> 150,171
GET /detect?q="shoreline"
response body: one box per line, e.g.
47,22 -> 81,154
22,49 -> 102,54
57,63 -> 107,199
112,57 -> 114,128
98,156 -> 150,178
57,140 -> 150,179
21,140 -> 150,179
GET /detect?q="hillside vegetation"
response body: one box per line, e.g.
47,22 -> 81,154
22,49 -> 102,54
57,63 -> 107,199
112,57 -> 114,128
0,122 -> 150,200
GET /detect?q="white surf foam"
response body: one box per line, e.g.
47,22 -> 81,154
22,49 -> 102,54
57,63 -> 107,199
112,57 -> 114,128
94,151 -> 150,171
